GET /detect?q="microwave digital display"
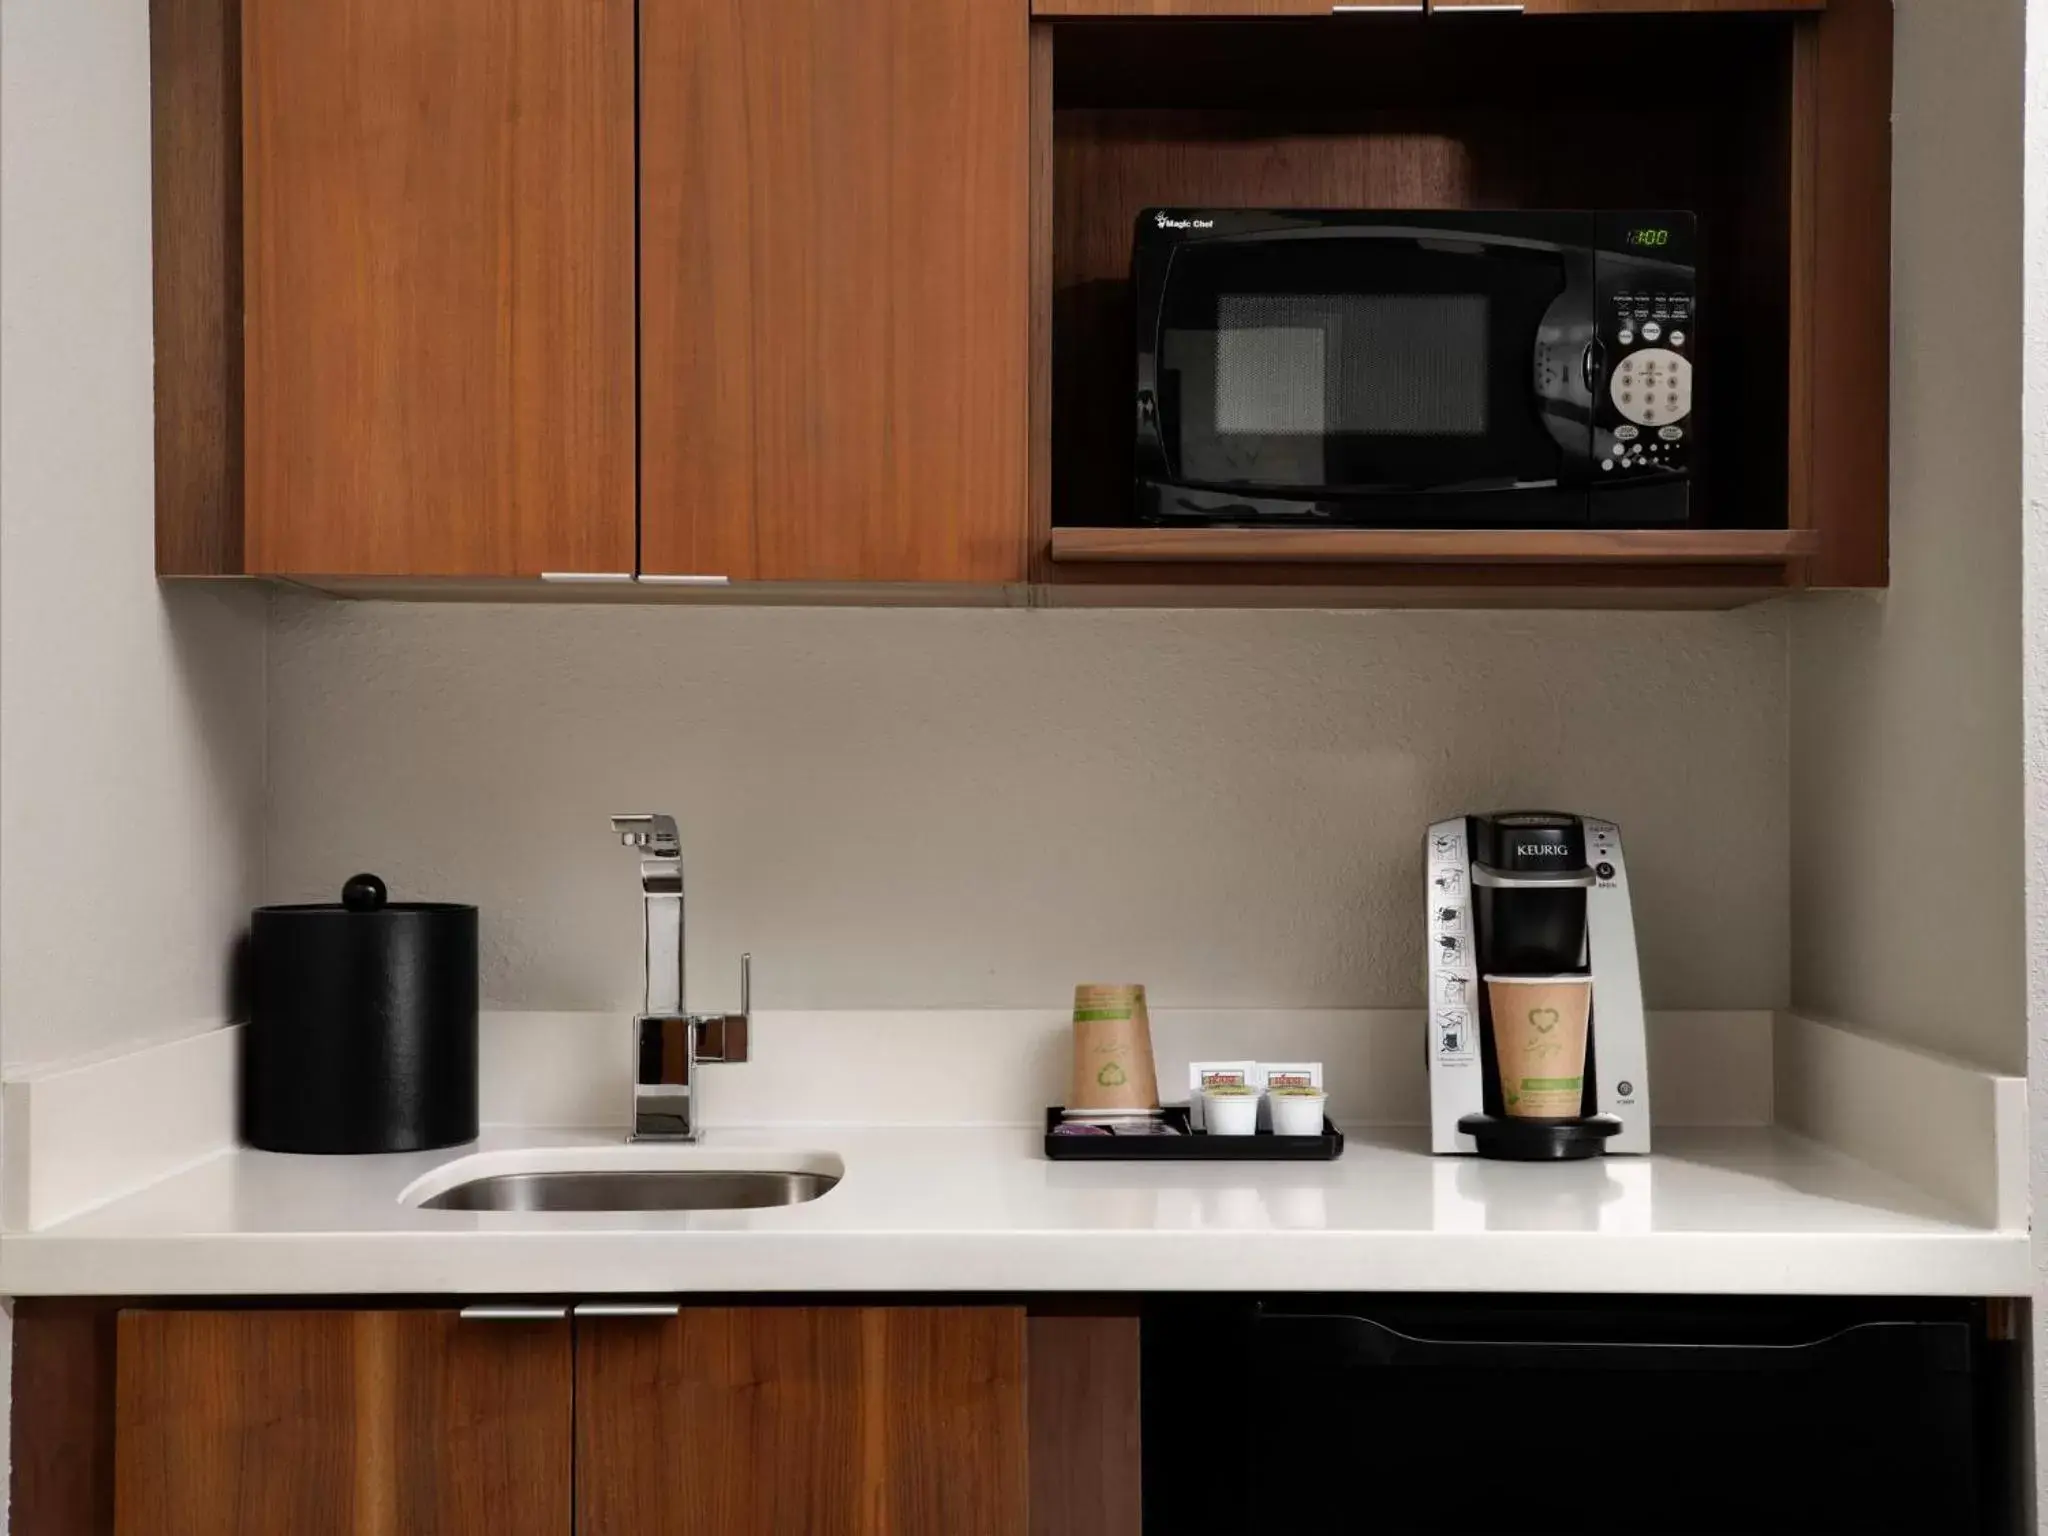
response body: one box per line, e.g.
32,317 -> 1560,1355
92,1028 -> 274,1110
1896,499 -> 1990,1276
1625,226 -> 1673,248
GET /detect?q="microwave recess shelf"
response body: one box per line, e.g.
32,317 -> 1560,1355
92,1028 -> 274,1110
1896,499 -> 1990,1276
1045,527 -> 1820,567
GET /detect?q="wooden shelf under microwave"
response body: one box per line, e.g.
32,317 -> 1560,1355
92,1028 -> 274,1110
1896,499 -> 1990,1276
1046,527 -> 1820,566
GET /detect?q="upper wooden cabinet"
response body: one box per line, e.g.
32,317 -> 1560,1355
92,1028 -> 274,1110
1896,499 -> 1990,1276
151,0 -> 1883,601
113,1309 -> 572,1536
638,0 -> 1031,584
211,0 -> 638,577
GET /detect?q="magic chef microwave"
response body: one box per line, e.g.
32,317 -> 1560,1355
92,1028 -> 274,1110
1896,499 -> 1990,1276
1132,209 -> 1699,529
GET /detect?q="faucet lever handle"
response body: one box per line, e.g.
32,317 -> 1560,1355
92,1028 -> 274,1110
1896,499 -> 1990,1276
610,812 -> 681,859
694,954 -> 752,1065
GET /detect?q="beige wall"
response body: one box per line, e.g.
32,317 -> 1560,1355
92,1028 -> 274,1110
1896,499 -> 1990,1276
0,0 -> 268,1077
1790,0 -> 2027,1075
266,598 -> 1790,1014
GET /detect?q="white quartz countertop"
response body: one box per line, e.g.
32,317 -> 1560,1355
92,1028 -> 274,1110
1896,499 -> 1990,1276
0,1124 -> 2026,1298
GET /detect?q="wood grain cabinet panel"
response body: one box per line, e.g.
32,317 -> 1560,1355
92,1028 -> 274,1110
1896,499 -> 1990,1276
639,0 -> 1030,583
113,1309 -> 572,1536
576,1306 -> 1028,1536
242,0 -> 637,577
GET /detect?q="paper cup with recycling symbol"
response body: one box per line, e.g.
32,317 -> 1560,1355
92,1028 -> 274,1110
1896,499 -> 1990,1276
1483,974 -> 1593,1119
1067,984 -> 1160,1113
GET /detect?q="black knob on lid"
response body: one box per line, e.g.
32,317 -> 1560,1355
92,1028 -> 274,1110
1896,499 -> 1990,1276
341,873 -> 389,913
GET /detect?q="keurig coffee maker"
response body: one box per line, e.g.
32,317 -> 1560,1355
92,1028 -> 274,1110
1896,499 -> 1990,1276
1426,812 -> 1650,1160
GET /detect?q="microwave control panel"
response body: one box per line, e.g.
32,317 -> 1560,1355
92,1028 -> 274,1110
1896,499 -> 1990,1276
1594,267 -> 1695,484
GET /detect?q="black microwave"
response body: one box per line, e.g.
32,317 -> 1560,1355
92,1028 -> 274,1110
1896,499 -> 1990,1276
1133,209 -> 1699,530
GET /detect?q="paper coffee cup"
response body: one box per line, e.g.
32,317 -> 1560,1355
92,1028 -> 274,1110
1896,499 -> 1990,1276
1483,974 -> 1593,1120
1068,985 -> 1161,1112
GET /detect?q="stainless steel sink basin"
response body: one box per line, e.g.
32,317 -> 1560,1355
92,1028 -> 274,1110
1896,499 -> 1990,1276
418,1169 -> 839,1213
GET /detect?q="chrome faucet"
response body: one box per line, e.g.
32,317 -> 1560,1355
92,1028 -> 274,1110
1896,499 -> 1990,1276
611,814 -> 750,1141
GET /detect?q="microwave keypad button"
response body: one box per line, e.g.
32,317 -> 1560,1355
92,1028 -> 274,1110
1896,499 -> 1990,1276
1615,425 -> 1639,441
1642,321 -> 1663,341
1659,426 -> 1684,441
1670,329 -> 1687,347
1610,348 -> 1692,427
1618,329 -> 1635,346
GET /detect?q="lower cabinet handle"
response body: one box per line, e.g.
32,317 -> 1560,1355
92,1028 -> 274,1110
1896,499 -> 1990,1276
459,1305 -> 570,1322
575,1302 -> 682,1319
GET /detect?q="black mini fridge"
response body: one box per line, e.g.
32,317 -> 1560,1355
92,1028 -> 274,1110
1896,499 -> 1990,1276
1143,1297 -> 2018,1536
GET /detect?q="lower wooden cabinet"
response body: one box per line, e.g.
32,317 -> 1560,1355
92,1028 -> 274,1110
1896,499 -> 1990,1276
577,1307 -> 1027,1536
114,1310 -> 573,1536
98,1305 -> 1060,1536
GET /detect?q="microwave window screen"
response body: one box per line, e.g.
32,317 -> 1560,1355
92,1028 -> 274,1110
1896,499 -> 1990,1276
1212,293 -> 1491,439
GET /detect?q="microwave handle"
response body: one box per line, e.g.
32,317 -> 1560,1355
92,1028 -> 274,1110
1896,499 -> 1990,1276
1582,338 -> 1606,396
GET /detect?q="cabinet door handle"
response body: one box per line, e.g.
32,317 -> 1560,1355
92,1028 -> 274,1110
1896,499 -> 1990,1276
1434,3 -> 1527,11
459,1305 -> 570,1322
1333,4 -> 1425,11
538,572 -> 635,584
636,574 -> 731,586
574,1302 -> 682,1319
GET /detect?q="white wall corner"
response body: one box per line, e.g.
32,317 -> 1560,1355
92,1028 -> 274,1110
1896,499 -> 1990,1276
1,1025 -> 240,1231
1774,1011 -> 2027,1233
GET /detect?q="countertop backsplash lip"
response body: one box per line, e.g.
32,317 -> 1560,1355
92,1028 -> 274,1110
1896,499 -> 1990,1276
479,1007 -> 1777,1133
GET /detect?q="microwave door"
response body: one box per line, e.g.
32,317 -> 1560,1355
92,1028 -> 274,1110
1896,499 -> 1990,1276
1153,234 -> 1593,523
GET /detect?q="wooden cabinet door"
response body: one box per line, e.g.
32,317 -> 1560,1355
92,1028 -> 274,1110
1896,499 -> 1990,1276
576,1307 -> 1028,1536
114,1309 -> 572,1536
639,0 -> 1029,583
243,0 -> 637,577
1430,0 -> 1820,12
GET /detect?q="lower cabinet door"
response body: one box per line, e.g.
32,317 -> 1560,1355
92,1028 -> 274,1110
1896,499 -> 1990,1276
114,1309 -> 573,1536
576,1306 -> 1028,1536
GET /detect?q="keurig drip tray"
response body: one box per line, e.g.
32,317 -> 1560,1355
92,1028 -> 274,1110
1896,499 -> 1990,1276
1457,1113 -> 1621,1162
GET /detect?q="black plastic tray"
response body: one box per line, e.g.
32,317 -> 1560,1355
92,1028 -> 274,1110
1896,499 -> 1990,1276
1043,1104 -> 1345,1161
